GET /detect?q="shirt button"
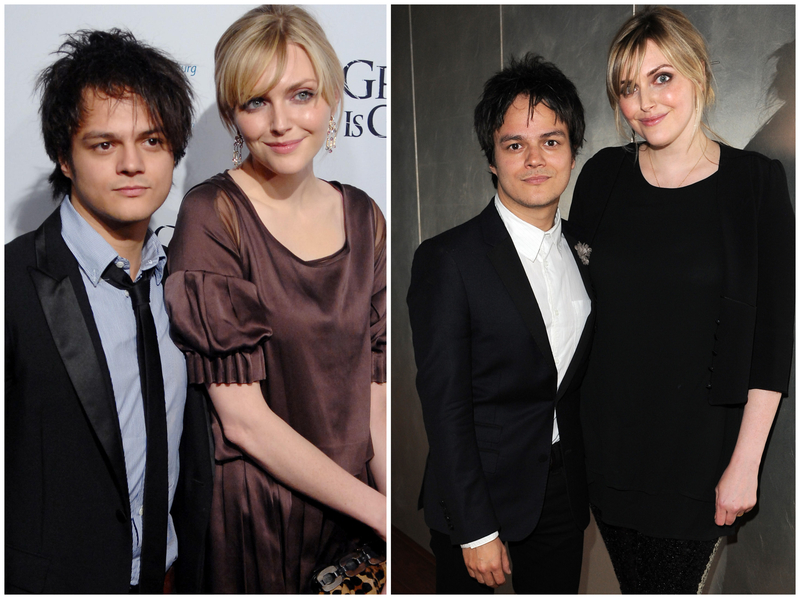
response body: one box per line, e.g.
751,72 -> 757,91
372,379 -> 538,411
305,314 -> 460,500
115,261 -> 125,269
124,290 -> 130,298
139,506 -> 144,516
554,310 -> 559,317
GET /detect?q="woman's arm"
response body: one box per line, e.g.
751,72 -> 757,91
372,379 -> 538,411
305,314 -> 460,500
369,382 -> 387,495
714,388 -> 781,526
208,382 -> 386,539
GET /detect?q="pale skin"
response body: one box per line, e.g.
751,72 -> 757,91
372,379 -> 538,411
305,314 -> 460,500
209,382 -> 386,539
619,39 -> 782,527
209,44 -> 386,545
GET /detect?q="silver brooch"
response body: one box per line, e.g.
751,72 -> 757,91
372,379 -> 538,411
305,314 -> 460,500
574,242 -> 592,265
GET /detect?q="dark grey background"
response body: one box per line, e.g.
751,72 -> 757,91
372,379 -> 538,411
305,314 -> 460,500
391,5 -> 795,593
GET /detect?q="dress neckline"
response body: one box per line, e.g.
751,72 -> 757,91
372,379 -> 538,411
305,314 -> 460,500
222,171 -> 349,266
634,143 -> 721,191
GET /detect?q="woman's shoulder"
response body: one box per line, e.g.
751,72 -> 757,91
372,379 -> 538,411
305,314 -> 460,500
175,171 -> 245,238
329,181 -> 384,223
329,181 -> 376,204
184,171 -> 241,203
719,143 -> 783,170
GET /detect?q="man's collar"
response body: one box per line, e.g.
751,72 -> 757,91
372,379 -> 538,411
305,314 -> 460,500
59,197 -> 165,287
493,195 -> 561,262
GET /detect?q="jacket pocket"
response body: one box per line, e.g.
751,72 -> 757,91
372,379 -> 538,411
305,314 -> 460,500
5,545 -> 50,593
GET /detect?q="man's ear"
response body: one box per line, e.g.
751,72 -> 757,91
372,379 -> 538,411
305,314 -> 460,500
59,157 -> 73,181
571,157 -> 576,170
489,164 -> 497,176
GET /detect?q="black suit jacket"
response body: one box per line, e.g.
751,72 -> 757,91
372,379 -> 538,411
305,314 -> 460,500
5,208 -> 214,593
569,144 -> 794,404
407,200 -> 594,545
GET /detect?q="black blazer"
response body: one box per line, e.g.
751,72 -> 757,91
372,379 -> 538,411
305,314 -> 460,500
407,200 -> 594,545
569,144 -> 794,404
5,208 -> 214,593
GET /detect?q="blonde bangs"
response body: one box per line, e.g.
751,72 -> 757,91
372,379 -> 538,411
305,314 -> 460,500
606,6 -> 715,142
215,5 -> 345,135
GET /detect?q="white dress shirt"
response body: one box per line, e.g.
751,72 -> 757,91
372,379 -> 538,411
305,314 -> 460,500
461,198 -> 590,549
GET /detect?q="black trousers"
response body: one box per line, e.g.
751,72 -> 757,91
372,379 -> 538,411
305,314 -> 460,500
429,444 -> 584,594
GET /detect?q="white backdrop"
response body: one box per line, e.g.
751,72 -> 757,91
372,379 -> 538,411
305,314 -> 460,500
4,4 -> 387,241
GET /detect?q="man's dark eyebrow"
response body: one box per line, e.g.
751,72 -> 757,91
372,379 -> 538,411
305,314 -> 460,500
539,129 -> 567,139
78,128 -> 162,141
497,129 -> 567,144
497,133 -> 525,144
79,131 -> 117,141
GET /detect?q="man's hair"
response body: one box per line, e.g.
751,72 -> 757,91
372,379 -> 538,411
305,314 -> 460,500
474,53 -> 585,188
36,29 -> 195,199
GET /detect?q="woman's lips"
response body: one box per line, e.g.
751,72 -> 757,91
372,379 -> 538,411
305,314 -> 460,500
267,139 -> 302,154
639,113 -> 667,127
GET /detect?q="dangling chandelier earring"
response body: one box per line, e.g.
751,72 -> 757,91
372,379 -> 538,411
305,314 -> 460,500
325,115 -> 337,154
232,133 -> 244,168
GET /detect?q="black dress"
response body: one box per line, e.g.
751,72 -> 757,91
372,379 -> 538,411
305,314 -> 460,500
578,149 -> 739,541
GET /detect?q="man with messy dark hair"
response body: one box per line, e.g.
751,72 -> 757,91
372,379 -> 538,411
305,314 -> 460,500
408,54 -> 593,593
5,29 -> 212,593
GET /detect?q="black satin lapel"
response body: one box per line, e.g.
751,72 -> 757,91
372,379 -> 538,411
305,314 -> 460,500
33,215 -> 130,504
488,237 -> 556,372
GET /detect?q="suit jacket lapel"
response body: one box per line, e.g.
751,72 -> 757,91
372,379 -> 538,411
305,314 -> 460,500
31,209 -> 130,506
482,202 -> 558,374
557,223 -> 596,400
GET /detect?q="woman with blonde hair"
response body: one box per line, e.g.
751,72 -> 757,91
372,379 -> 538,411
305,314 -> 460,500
165,5 -> 386,592
569,6 -> 793,593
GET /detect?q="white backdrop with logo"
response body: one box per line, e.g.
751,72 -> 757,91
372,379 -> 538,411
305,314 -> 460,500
5,4 -> 387,241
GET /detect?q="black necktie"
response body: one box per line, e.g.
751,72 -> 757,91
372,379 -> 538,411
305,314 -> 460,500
102,262 -> 168,593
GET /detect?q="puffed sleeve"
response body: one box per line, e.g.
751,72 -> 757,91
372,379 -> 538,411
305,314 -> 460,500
370,200 -> 387,383
165,181 -> 272,385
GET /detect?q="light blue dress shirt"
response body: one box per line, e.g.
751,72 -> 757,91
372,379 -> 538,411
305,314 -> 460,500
60,198 -> 187,585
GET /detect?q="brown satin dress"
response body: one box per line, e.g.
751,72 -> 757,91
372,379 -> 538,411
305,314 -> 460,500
165,172 -> 386,593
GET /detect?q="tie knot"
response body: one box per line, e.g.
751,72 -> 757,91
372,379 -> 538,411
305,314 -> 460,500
102,262 -> 153,307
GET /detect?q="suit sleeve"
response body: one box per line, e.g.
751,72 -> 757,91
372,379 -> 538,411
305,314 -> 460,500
749,158 -> 795,393
407,239 -> 499,544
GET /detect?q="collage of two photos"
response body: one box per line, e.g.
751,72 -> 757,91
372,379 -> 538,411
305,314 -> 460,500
4,3 -> 795,595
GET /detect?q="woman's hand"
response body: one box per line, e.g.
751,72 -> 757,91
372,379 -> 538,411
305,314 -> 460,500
714,461 -> 758,526
714,388 -> 781,527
